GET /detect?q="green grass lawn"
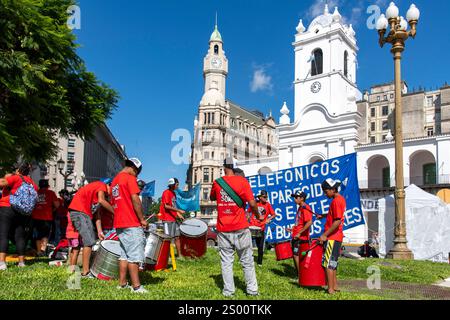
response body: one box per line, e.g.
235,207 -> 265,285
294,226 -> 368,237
0,249 -> 449,300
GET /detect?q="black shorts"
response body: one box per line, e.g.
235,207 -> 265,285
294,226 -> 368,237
291,239 -> 300,256
33,220 -> 52,240
322,240 -> 342,270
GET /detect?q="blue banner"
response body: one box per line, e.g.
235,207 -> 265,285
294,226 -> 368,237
141,181 -> 155,198
247,153 -> 364,243
175,183 -> 200,212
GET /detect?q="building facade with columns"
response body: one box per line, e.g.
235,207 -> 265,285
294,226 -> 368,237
237,4 -> 450,243
186,23 -> 278,221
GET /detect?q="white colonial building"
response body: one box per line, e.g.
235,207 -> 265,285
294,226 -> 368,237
237,4 -> 450,243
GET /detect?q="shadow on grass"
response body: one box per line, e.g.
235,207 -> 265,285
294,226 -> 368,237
139,272 -> 166,286
271,262 -> 297,279
210,274 -> 247,293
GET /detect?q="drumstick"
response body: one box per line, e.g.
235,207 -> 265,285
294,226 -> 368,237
301,206 -> 327,218
145,214 -> 156,222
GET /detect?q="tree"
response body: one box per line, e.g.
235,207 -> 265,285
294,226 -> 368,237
0,0 -> 118,170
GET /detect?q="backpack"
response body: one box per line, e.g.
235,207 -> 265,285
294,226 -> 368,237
10,175 -> 38,216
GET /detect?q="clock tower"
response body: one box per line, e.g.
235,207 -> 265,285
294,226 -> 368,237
293,5 -> 361,122
203,22 -> 228,97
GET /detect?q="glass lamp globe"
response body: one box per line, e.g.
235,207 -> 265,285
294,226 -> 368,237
376,14 -> 389,30
386,2 -> 399,19
406,4 -> 420,22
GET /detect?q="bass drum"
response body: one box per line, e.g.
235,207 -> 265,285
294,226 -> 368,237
180,218 -> 208,258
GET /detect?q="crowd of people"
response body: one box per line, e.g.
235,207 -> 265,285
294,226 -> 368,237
0,156 -> 348,296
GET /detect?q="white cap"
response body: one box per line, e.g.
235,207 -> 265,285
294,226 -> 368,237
125,158 -> 143,174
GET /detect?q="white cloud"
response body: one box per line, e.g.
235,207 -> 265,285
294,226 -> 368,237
250,66 -> 273,93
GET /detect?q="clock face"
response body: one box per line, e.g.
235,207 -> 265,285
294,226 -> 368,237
211,57 -> 223,69
311,81 -> 322,93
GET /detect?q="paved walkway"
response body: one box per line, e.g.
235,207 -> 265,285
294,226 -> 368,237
436,277 -> 450,288
341,280 -> 450,300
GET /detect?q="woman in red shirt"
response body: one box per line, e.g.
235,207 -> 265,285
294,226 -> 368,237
248,190 -> 275,267
0,163 -> 38,270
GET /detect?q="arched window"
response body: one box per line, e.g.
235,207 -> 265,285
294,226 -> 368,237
311,49 -> 323,76
344,51 -> 348,78
214,45 -> 219,55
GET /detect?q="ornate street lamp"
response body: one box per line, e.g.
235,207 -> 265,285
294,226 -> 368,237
57,157 -> 75,190
376,2 -> 420,260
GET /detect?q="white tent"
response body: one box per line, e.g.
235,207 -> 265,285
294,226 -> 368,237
378,184 -> 450,263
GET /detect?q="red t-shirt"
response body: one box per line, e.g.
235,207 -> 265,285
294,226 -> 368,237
249,202 -> 275,232
111,172 -> 141,229
98,206 -> 114,231
210,176 -> 254,233
160,189 -> 178,222
32,188 -> 58,221
68,181 -> 107,219
292,203 -> 313,241
0,175 -> 38,207
325,195 -> 346,242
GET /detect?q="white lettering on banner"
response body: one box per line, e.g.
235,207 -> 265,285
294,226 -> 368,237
249,160 -> 342,189
285,205 -> 297,220
311,220 -> 323,235
330,160 -> 340,174
344,207 -> 363,227
274,208 -> 283,222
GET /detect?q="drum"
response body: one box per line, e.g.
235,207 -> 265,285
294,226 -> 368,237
90,240 -> 121,281
180,218 -> 208,258
249,226 -> 264,238
275,241 -> 293,261
299,241 -> 326,287
145,233 -> 171,271
144,231 -> 171,264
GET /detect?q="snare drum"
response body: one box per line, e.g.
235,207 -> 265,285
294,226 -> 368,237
249,226 -> 264,238
145,231 -> 171,271
90,240 -> 121,281
180,218 -> 208,258
144,231 -> 171,264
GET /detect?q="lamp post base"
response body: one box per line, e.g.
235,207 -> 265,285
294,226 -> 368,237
386,247 -> 414,260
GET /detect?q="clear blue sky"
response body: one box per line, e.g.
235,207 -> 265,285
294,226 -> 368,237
75,0 -> 449,197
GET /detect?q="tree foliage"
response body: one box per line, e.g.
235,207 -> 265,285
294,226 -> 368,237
0,0 -> 119,169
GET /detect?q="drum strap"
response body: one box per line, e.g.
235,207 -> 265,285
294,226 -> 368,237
216,178 -> 244,208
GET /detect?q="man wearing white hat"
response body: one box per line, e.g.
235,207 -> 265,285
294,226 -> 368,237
160,177 -> 185,256
112,158 -> 148,293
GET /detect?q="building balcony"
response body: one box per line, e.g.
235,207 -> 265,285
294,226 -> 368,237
358,174 -> 450,190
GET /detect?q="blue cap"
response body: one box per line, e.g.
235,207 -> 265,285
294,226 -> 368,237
100,178 -> 112,185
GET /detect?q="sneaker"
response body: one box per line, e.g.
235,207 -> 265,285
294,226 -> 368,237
81,272 -> 95,279
18,262 -> 26,268
0,263 -> 7,271
131,286 -> 148,294
222,292 -> 235,298
247,292 -> 259,297
117,283 -> 132,290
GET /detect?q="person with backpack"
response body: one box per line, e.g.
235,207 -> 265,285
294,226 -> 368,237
32,179 -> 60,257
210,158 -> 263,297
0,163 -> 38,270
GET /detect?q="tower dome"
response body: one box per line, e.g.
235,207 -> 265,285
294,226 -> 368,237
200,81 -> 225,106
307,4 -> 335,31
210,24 -> 222,43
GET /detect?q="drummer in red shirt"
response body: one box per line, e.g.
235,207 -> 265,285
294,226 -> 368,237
248,190 -> 275,267
112,158 -> 148,294
32,179 -> 59,256
319,178 -> 346,295
287,191 -> 313,274
160,178 -> 185,256
68,180 -> 115,277
0,163 -> 38,270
